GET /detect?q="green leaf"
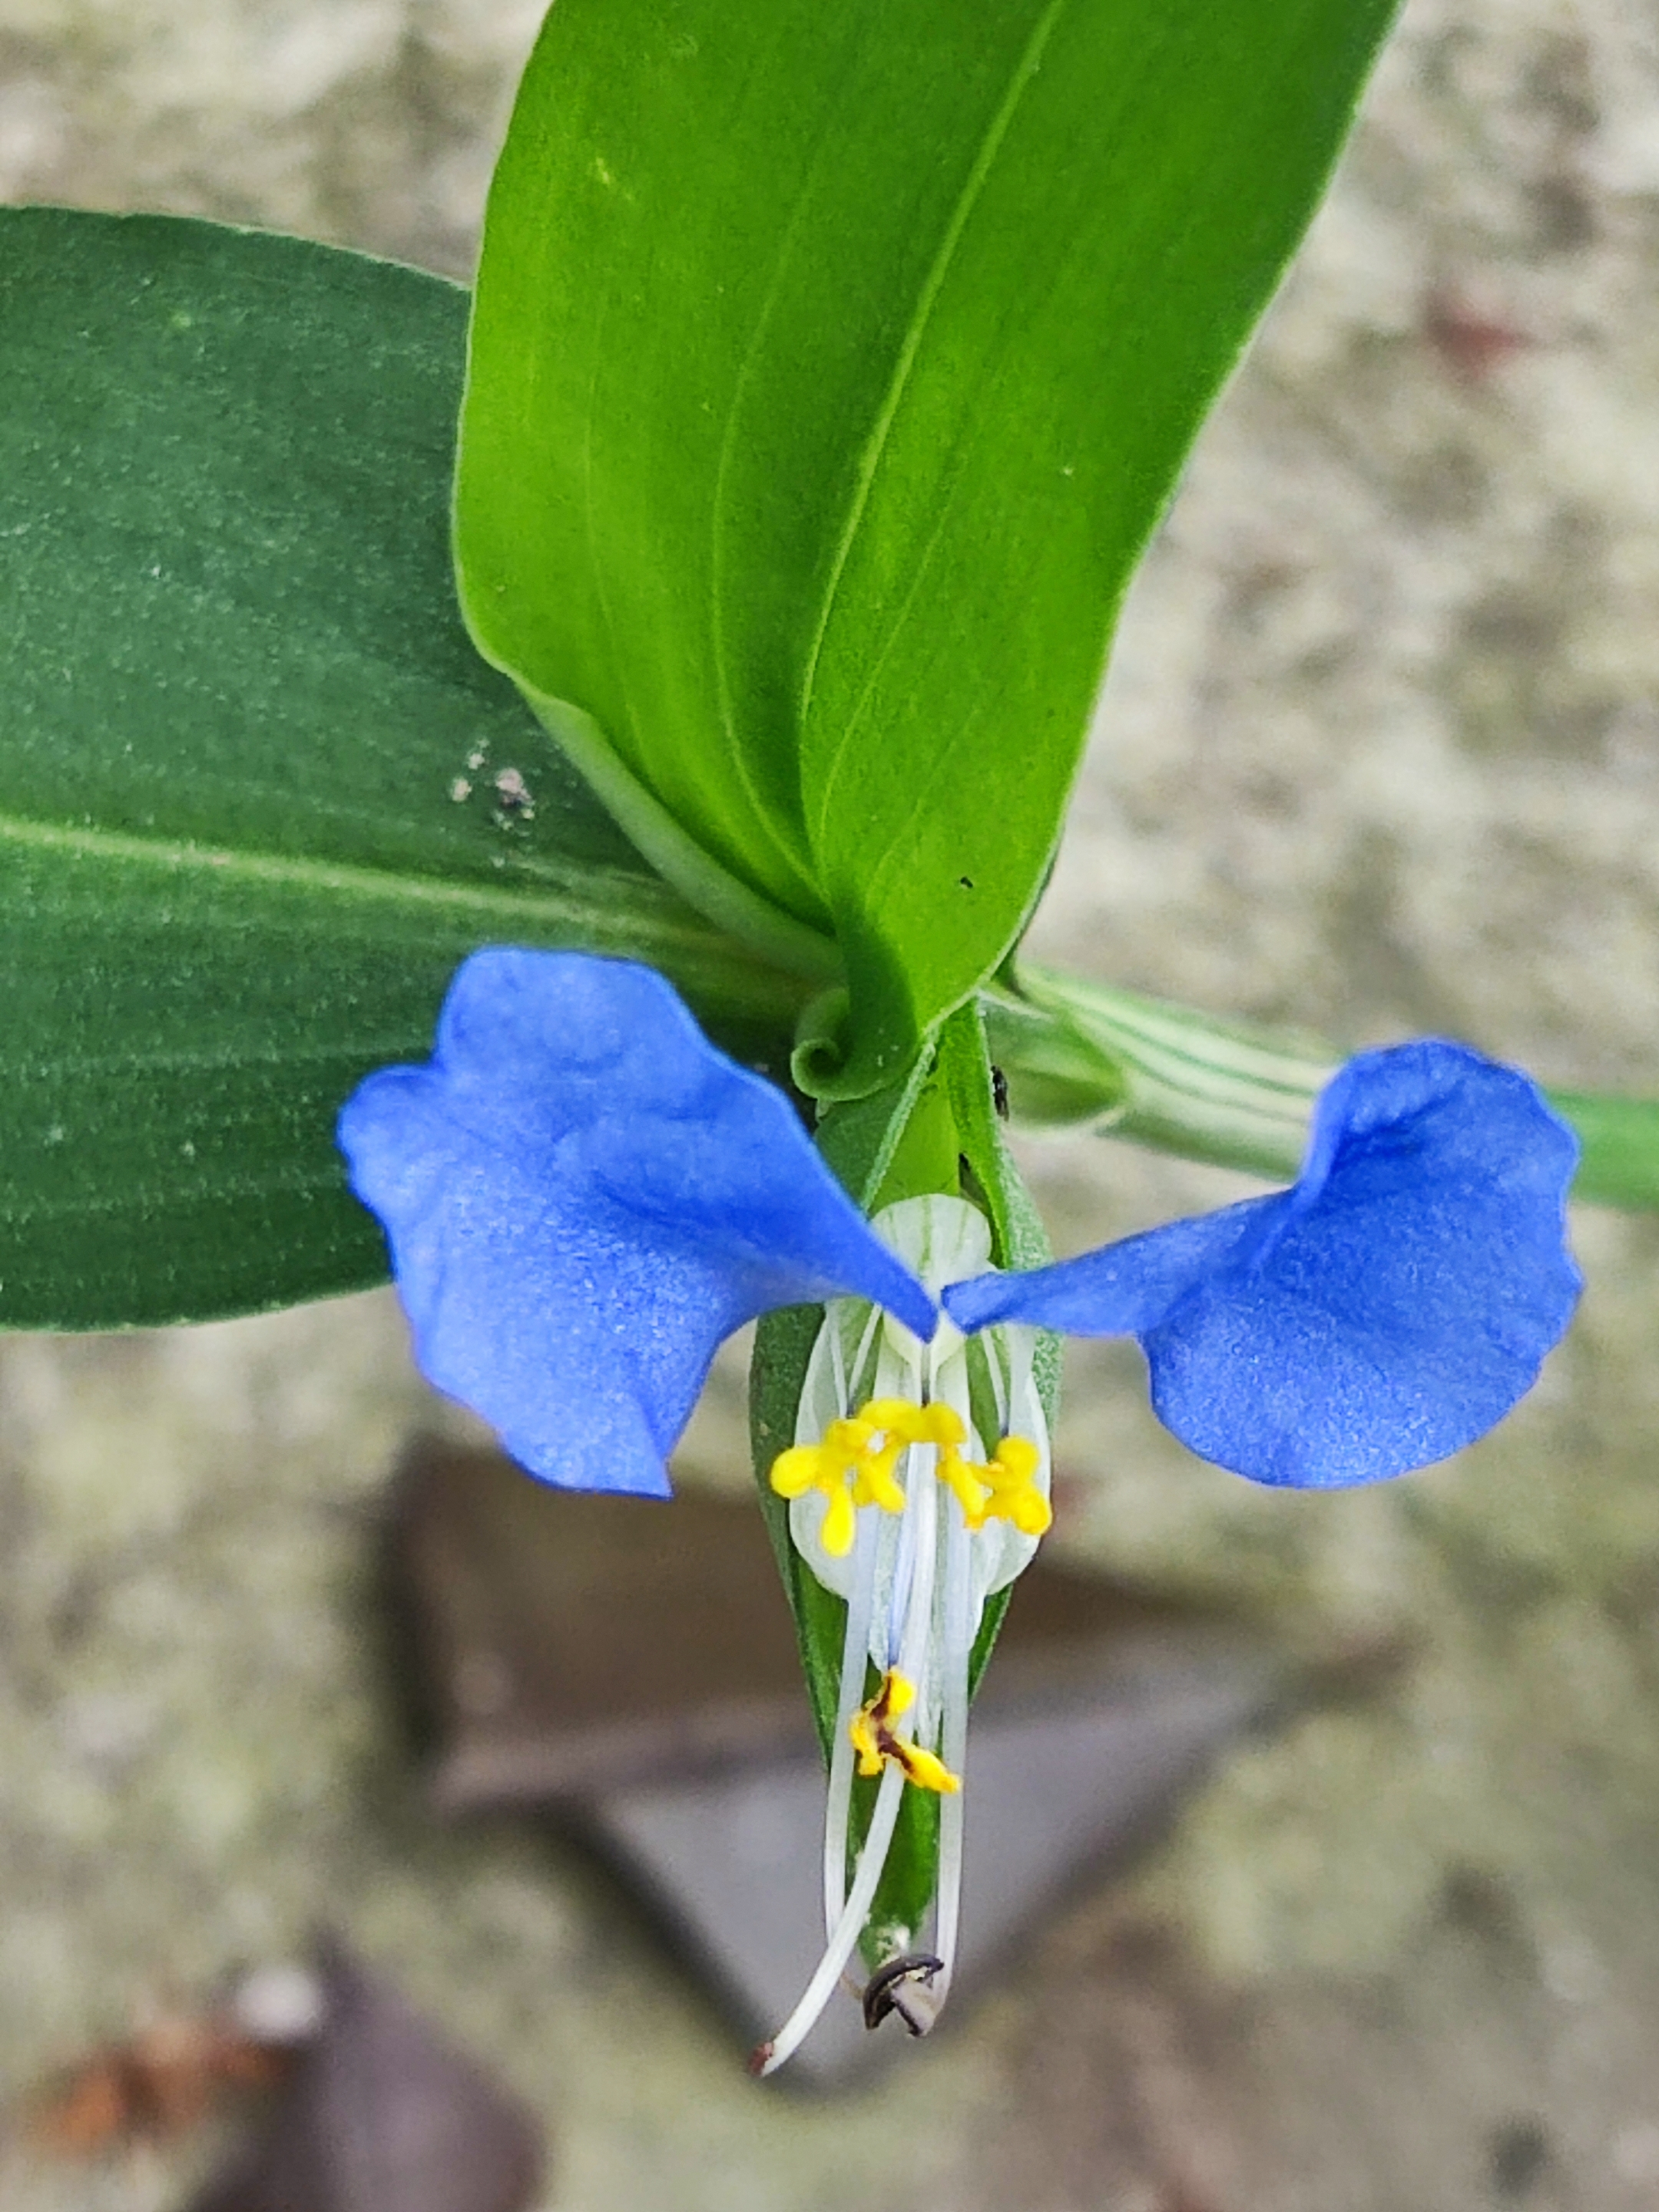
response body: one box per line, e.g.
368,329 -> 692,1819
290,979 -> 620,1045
457,0 -> 1399,1093
988,965 -> 1659,1211
0,208 -> 806,1328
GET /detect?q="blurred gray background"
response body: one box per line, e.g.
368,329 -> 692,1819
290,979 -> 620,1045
1,2 -> 1657,2206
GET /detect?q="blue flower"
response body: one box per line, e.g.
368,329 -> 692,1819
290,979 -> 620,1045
337,948 -> 935,1498
339,949 -> 1581,2073
943,1038 -> 1581,1486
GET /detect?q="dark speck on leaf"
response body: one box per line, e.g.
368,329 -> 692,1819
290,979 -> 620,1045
492,768 -> 535,824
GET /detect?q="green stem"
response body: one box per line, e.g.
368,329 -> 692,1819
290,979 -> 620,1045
985,962 -> 1659,1212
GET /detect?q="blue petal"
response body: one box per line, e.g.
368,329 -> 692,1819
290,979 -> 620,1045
338,949 -> 935,1497
944,1041 -> 1581,1488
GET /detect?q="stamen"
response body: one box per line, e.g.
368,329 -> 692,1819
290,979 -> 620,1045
822,1504 -> 879,1935
886,1407 -> 942,1682
933,1447 -> 974,2008
816,1333 -> 920,1936
851,1432 -> 906,1516
927,1429 -> 1050,1536
855,1398 -> 960,1514
763,1205 -> 1055,2073
768,1401 -> 942,1554
849,1669 -> 961,1795
751,1760 -> 907,2077
935,1440 -> 992,1525
923,1327 -> 977,2014
760,1386 -> 955,2073
978,1434 -> 1052,1536
861,1398 -> 965,1450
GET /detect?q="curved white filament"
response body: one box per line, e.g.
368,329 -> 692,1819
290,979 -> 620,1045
756,1760 -> 906,2078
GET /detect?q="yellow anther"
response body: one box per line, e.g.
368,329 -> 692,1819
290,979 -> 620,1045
979,1434 -> 1051,1536
849,1669 -> 961,1796
770,1420 -> 878,1558
856,1397 -> 916,1435
819,1479 -> 856,1557
850,1435 -> 906,1517
775,1391 -> 1048,1548
931,1426 -> 1048,1536
770,1396 -> 976,1554
859,1398 -> 966,1449
770,1419 -> 876,1493
936,1445 -> 992,1526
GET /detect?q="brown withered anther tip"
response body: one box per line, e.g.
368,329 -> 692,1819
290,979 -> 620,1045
862,1953 -> 944,2037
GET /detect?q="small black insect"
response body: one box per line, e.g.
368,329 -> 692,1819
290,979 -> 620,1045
991,1064 -> 1010,1121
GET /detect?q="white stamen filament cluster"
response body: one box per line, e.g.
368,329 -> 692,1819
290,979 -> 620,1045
755,1197 -> 1048,2077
